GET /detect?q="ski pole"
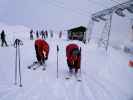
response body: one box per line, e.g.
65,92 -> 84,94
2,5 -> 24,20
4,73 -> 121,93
79,47 -> 82,76
18,44 -> 22,87
14,44 -> 18,85
14,39 -> 23,87
57,45 -> 59,79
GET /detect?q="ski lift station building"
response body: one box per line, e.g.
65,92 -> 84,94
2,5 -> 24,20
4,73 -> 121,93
67,26 -> 87,42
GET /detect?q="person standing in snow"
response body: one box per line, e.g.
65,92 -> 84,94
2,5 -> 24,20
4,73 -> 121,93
45,30 -> 48,38
66,44 -> 81,74
50,30 -> 53,38
35,38 -> 49,65
59,31 -> 62,38
41,30 -> 45,39
0,30 -> 8,47
36,30 -> 39,38
30,29 -> 34,40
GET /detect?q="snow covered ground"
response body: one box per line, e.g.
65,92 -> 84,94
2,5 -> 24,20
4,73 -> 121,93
0,27 -> 133,100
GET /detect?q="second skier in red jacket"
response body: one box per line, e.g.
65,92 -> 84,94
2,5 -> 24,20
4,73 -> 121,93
66,43 -> 81,74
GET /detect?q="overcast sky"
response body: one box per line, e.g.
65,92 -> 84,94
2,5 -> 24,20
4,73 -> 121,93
0,0 -> 129,29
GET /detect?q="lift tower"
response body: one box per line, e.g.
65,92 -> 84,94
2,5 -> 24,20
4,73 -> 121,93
90,0 -> 133,51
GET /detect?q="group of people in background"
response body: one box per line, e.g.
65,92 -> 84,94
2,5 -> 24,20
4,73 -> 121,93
30,29 -> 63,40
0,28 -> 63,47
30,29 -> 50,40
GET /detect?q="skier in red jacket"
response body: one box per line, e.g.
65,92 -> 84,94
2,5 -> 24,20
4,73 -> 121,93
35,39 -> 49,65
66,44 -> 81,74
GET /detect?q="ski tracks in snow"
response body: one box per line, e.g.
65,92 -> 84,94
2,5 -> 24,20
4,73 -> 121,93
83,72 -> 130,100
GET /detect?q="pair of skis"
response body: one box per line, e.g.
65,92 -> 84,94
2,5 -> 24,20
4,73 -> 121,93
65,72 -> 82,82
28,62 -> 82,81
28,61 -> 46,71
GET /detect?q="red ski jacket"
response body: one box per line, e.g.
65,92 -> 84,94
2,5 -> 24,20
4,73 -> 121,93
129,60 -> 133,67
35,39 -> 49,59
66,44 -> 81,69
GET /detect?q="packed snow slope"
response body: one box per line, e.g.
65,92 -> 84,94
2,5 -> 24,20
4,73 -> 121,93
0,30 -> 133,100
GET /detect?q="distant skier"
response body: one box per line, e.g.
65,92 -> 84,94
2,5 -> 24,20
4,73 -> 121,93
36,30 -> 39,38
41,30 -> 45,39
45,30 -> 48,38
50,30 -> 53,38
0,30 -> 8,47
35,38 -> 49,65
59,31 -> 62,38
66,44 -> 81,74
30,29 -> 34,40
